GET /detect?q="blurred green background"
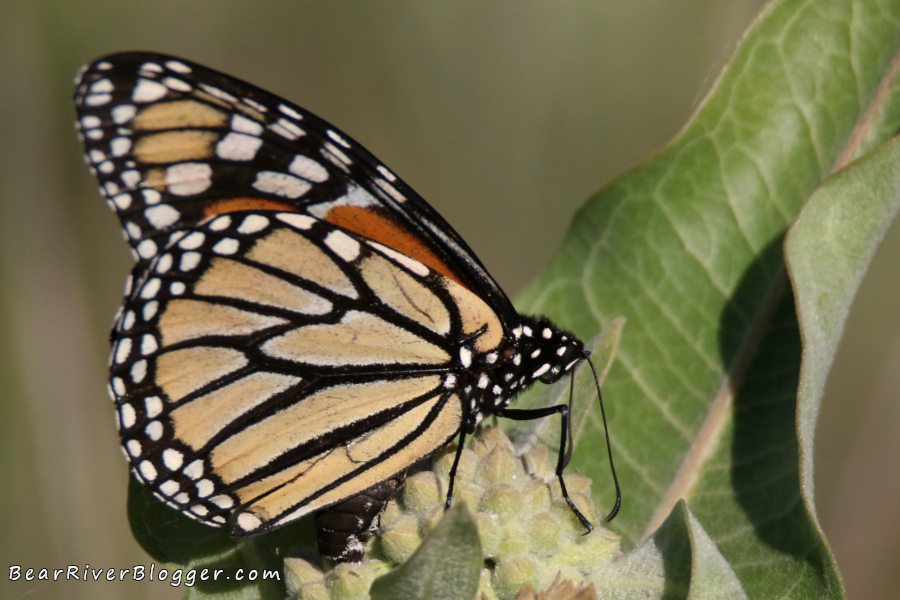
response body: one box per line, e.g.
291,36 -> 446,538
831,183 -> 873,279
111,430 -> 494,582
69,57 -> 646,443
1,1 -> 897,598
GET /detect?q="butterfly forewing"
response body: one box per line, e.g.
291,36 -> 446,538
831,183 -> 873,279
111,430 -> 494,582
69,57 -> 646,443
74,53 -> 516,326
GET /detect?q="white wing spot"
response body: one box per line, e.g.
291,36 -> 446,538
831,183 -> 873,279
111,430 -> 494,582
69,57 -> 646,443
368,242 -> 428,276
270,118 -> 304,140
237,513 -> 262,533
165,60 -> 192,73
459,347 -> 472,368
145,204 -> 181,229
125,221 -> 141,239
112,193 -> 131,210
276,213 -> 316,230
126,439 -> 142,457
145,420 -> 163,441
143,189 -> 162,204
131,359 -> 147,383
180,252 -> 202,271
216,132 -> 263,161
104,181 -> 120,197
141,334 -> 158,355
212,238 -> 240,255
159,480 -> 180,496
322,142 -> 352,166
139,461 -> 158,481
252,171 -> 312,199
373,177 -> 406,202
162,449 -> 184,470
143,300 -> 159,321
132,78 -> 168,103
210,495 -> 234,509
163,76 -> 191,92
231,113 -> 264,135
278,104 -> 303,120
81,115 -> 101,129
237,215 -> 269,234
119,403 -> 136,428
166,163 -> 212,196
324,230 -> 360,261
121,169 -> 141,189
196,479 -> 214,498
183,460 -> 204,480
111,104 -> 137,124
376,165 -> 397,181
90,78 -> 114,93
327,129 -> 351,148
242,97 -> 267,113
137,239 -> 158,259
199,83 -> 237,103
110,137 -> 132,156
140,278 -> 161,299
170,282 -> 186,296
289,155 -> 329,182
114,338 -> 132,364
179,231 -> 206,249
208,215 -> 232,231
138,62 -> 163,74
85,93 -> 112,106
145,396 -> 163,418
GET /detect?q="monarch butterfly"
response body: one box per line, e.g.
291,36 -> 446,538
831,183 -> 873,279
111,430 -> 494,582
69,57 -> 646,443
73,52 -> 620,563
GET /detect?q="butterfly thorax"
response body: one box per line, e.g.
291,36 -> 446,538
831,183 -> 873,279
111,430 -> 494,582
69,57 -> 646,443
457,315 -> 584,426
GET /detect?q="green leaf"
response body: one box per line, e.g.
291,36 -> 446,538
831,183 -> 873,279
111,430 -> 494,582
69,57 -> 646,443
513,0 -> 900,597
786,136 -> 900,515
585,500 -> 746,599
370,503 -> 482,600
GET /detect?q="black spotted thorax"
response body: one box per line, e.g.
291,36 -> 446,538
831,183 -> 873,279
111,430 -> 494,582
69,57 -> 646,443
456,316 -> 584,422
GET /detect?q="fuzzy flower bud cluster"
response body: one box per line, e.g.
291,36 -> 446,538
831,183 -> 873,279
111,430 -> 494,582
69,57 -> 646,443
286,427 -> 619,600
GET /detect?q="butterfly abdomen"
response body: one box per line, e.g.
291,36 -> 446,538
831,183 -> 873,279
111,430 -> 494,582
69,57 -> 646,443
315,475 -> 404,563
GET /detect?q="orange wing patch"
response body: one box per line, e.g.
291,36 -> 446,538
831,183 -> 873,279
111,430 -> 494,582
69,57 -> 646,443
204,198 -> 301,218
321,205 -> 465,287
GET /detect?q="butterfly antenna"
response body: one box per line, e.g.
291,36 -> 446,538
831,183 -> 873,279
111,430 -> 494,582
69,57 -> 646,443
583,350 -> 621,522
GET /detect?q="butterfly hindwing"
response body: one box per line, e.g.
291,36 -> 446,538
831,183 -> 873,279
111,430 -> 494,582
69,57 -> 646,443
111,210 -> 481,533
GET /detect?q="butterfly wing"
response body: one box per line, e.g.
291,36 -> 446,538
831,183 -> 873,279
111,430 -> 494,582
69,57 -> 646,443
107,209 -> 511,534
74,52 -> 519,328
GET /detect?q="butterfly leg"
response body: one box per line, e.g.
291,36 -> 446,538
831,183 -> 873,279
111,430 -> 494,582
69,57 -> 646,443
495,405 -> 594,533
444,427 -> 469,510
